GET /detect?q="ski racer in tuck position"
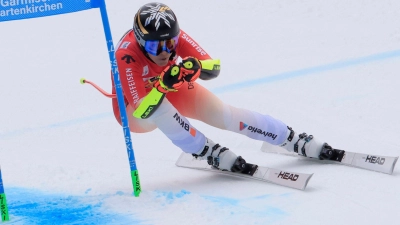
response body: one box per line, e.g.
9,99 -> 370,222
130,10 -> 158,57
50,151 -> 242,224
111,2 -> 341,174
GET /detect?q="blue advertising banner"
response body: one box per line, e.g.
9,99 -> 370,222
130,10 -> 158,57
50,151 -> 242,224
0,0 -> 100,22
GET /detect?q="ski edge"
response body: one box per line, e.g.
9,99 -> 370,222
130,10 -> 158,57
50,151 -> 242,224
175,153 -> 313,191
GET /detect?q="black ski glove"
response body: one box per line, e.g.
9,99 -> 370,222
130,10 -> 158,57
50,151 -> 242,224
154,56 -> 202,93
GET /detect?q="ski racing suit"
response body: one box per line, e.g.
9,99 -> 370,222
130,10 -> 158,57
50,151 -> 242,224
112,29 -> 292,157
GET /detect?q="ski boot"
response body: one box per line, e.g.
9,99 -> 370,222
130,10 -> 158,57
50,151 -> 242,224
192,138 -> 257,174
280,126 -> 345,161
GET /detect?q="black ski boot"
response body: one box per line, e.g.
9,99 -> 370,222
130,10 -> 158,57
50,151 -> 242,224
319,143 -> 345,162
231,156 -> 258,176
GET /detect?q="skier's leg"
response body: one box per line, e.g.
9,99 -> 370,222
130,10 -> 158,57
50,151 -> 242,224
146,98 -> 240,171
112,98 -> 157,133
167,82 -> 328,159
113,88 -> 247,171
167,83 -> 288,144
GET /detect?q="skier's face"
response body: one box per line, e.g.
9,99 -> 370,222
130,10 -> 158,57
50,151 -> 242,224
148,51 -> 172,66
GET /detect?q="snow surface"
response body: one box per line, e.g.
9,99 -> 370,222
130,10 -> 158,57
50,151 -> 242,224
1,0 -> 400,224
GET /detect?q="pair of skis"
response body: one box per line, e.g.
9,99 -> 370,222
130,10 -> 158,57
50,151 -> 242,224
175,143 -> 398,190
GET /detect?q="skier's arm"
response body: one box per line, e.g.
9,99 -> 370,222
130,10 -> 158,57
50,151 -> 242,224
115,49 -> 147,109
133,57 -> 202,119
177,30 -> 221,80
198,59 -> 220,80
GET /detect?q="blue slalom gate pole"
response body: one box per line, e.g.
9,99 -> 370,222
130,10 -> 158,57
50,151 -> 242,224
0,167 -> 9,222
96,0 -> 141,197
0,0 -> 141,197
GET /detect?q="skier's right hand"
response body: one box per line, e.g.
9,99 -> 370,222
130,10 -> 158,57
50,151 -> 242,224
154,57 -> 202,93
153,65 -> 184,93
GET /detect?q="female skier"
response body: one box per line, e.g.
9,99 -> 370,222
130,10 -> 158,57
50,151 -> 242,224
110,2 -> 339,173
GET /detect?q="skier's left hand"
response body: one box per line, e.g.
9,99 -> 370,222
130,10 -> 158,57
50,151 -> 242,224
179,56 -> 202,82
154,56 -> 202,93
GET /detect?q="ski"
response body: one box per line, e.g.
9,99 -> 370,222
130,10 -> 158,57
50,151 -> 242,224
261,143 -> 398,175
175,152 -> 313,190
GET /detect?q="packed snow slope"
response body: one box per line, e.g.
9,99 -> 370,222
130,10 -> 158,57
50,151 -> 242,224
0,0 -> 399,224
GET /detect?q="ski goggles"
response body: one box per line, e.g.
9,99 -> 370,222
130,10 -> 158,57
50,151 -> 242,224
143,36 -> 179,56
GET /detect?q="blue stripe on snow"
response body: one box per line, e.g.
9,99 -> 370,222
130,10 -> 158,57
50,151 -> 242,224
0,112 -> 112,140
1,49 -> 400,138
212,49 -> 400,94
154,190 -> 289,223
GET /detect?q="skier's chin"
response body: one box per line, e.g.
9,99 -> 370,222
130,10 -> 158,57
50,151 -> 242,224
156,59 -> 169,66
148,52 -> 171,67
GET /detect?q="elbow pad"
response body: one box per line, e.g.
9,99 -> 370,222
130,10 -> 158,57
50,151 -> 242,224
199,59 -> 221,80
